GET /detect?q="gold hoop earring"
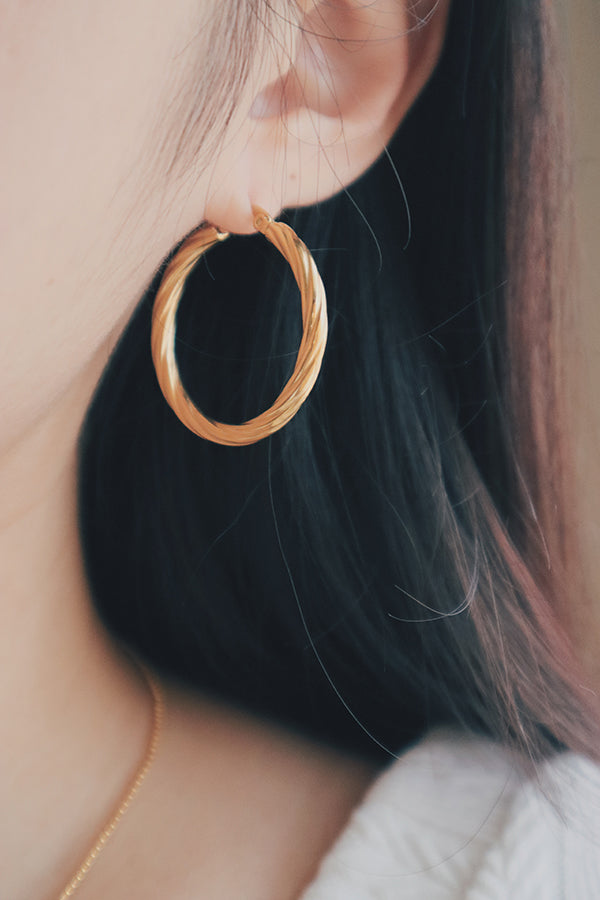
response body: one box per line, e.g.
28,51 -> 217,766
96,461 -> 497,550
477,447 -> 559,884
151,207 -> 328,447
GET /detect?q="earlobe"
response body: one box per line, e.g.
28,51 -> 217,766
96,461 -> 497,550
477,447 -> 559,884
247,0 -> 451,213
205,0 -> 450,233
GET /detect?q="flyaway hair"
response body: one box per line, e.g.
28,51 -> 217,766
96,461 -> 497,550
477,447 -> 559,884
79,0 -> 600,766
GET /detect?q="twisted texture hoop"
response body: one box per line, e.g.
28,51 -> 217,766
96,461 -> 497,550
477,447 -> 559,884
151,206 -> 328,446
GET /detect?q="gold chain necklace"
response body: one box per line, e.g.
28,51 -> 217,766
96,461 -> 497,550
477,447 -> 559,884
55,658 -> 164,899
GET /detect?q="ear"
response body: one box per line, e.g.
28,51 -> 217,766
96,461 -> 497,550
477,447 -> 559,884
204,0 -> 451,233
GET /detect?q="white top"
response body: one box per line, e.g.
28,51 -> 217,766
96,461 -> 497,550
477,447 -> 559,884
300,730 -> 600,898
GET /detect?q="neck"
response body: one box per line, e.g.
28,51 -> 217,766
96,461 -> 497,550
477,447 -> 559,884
0,348 -> 153,900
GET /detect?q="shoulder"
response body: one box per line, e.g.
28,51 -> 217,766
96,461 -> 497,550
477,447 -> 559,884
300,729 -> 600,899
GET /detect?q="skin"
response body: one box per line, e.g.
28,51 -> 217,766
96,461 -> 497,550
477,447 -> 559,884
0,1 -> 449,897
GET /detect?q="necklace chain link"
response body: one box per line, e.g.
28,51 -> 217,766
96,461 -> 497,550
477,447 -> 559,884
55,659 -> 164,899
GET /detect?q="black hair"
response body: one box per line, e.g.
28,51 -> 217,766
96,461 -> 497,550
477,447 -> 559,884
78,0 -> 600,764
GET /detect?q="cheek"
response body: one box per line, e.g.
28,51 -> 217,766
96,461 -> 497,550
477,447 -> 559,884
0,1 -> 212,450
0,1 -> 177,270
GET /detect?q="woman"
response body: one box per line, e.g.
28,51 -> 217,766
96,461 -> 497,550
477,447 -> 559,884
2,0 -> 599,897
